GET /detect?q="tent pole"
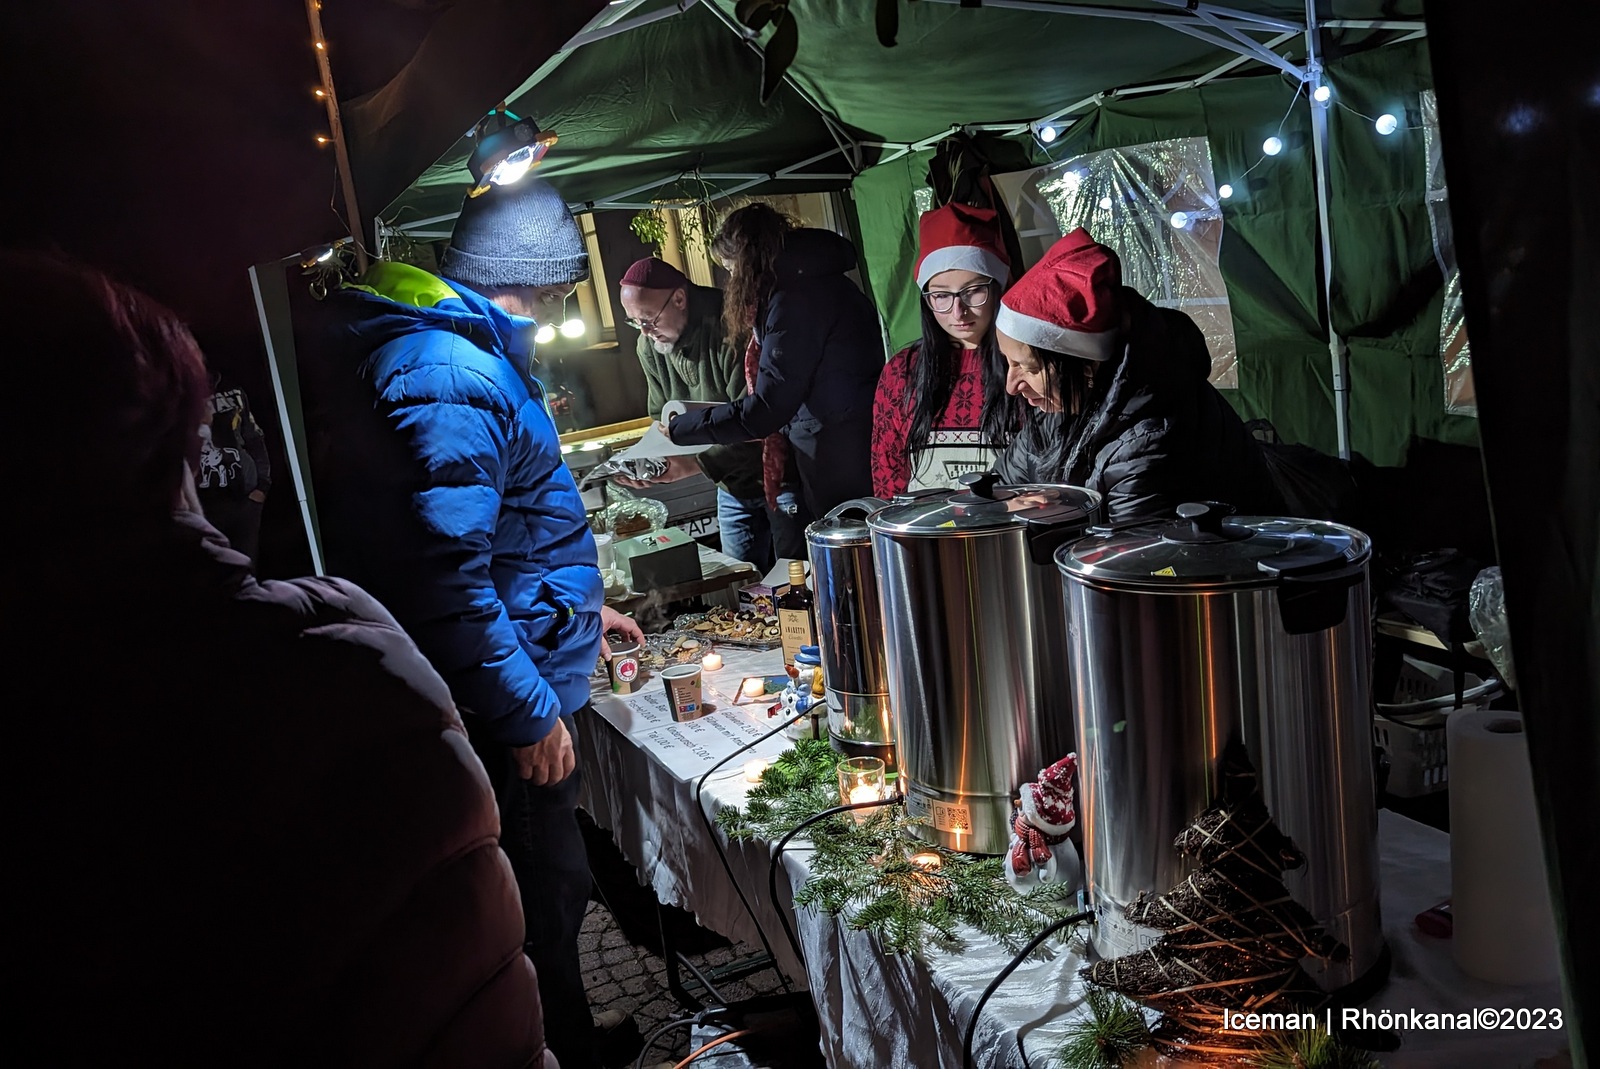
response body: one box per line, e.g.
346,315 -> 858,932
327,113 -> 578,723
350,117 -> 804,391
305,0 -> 367,270
1305,1 -> 1352,459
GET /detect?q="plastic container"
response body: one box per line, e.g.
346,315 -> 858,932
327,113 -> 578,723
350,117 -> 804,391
1373,656 -> 1502,797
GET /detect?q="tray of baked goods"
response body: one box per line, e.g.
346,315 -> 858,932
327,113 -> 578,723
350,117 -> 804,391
672,608 -> 783,650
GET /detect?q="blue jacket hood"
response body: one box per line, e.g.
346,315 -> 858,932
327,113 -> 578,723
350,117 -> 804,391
330,263 -> 536,375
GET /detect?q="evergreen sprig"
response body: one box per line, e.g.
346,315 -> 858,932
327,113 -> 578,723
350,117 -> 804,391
1054,988 -> 1153,1069
716,741 -> 1079,954
1247,1027 -> 1382,1069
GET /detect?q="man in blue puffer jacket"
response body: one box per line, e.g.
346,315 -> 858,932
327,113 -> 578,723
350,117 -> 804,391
310,177 -> 643,1069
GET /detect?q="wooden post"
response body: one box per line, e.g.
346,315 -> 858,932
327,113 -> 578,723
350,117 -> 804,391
305,0 -> 368,271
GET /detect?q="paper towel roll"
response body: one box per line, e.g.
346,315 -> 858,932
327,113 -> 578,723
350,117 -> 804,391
1447,709 -> 1560,984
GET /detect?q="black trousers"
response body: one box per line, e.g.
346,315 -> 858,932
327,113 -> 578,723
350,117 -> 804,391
473,715 -> 598,1069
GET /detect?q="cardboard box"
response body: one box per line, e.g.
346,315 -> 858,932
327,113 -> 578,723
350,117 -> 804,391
613,527 -> 702,591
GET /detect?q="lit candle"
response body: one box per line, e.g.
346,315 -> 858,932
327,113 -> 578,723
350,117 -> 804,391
848,784 -> 882,806
743,759 -> 767,783
701,652 -> 723,672
741,677 -> 764,698
910,851 -> 943,872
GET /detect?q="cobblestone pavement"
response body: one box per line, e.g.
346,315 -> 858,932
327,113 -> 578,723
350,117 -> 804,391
580,898 -> 788,1066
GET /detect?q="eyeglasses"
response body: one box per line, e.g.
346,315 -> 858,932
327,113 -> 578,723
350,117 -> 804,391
924,283 -> 993,314
626,290 -> 677,332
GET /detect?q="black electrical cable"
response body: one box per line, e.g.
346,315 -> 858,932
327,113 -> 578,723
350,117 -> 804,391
635,1015 -> 698,1069
766,795 -> 903,969
691,708 -> 811,996
960,909 -> 1095,1069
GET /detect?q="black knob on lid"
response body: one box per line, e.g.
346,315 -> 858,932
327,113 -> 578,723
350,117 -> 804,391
959,470 -> 1002,500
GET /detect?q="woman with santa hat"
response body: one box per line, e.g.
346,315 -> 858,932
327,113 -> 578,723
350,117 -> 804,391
871,202 -> 1014,498
992,228 -> 1278,522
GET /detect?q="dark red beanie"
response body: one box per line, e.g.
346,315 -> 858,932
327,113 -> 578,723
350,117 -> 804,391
619,257 -> 690,290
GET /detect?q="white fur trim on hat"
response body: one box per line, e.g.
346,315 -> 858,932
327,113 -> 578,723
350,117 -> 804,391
917,246 -> 1011,290
995,303 -> 1119,362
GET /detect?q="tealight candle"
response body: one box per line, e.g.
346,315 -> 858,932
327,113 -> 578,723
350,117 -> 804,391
838,756 -> 888,823
701,652 -> 723,672
741,677 -> 764,697
910,851 -> 943,872
743,759 -> 768,783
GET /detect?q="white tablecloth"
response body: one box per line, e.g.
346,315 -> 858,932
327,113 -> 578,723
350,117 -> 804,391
578,648 -> 1570,1069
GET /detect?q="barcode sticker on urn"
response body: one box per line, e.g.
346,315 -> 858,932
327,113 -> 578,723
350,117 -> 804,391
930,799 -> 973,834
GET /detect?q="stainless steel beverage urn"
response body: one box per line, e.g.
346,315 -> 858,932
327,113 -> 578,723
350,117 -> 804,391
806,499 -> 895,771
1056,502 -> 1383,992
869,473 -> 1100,855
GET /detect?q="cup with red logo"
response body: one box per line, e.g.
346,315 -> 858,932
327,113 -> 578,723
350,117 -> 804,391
606,634 -> 642,695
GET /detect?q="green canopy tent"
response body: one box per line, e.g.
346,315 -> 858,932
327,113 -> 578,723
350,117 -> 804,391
369,0 -> 1465,468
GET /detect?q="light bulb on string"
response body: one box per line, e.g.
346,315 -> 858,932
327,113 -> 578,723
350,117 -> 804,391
534,324 -> 557,345
560,318 -> 586,339
1169,211 -> 1189,230
313,87 -> 327,100
1313,85 -> 1332,104
1262,136 -> 1284,156
314,40 -> 325,51
1037,123 -> 1058,144
1098,196 -> 1113,210
1375,113 -> 1399,136
1218,184 -> 1234,200
314,134 -> 331,145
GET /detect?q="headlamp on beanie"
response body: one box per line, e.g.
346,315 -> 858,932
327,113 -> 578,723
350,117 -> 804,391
468,106 -> 558,199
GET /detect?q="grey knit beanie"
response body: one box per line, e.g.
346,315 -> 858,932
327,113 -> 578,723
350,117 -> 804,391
439,177 -> 590,289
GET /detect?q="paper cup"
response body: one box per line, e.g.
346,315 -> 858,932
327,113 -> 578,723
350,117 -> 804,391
606,636 -> 642,695
593,532 -> 615,572
661,663 -> 705,721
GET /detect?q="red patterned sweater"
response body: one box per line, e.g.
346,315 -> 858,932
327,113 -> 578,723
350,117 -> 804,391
871,342 -> 993,498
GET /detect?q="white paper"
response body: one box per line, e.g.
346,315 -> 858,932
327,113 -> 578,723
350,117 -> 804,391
610,421 -> 711,462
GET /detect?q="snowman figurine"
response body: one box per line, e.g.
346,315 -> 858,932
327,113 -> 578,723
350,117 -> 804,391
1003,754 -> 1083,891
782,646 -> 826,740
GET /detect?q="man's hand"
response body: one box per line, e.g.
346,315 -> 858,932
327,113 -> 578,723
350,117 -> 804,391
599,605 -> 645,657
512,718 -> 575,785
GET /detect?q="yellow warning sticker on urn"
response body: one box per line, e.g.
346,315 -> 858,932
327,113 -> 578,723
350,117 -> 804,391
1152,566 -> 1177,577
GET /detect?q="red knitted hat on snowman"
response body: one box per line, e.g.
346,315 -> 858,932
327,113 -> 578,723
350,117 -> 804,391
915,202 -> 1011,290
995,228 -> 1123,362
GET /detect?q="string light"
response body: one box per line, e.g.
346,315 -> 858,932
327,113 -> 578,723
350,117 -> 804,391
1374,113 -> 1399,136
1262,136 -> 1284,156
313,87 -> 327,99
1037,123 -> 1059,144
314,40 -> 325,50
1169,211 -> 1190,229
1098,196 -> 1113,210
1313,85 -> 1332,104
1218,184 -> 1233,200
314,133 -> 331,145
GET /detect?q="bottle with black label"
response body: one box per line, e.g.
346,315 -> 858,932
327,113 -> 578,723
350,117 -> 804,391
777,560 -> 817,669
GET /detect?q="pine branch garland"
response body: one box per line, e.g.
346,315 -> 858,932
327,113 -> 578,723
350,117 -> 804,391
717,741 -> 1080,954
1246,1027 -> 1381,1069
1054,988 -> 1153,1069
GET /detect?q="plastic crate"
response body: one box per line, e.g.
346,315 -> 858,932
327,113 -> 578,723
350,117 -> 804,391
1373,656 -> 1500,798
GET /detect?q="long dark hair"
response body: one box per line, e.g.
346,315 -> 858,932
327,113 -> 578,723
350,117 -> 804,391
712,202 -> 796,342
905,280 -> 1014,465
1018,344 -> 1106,475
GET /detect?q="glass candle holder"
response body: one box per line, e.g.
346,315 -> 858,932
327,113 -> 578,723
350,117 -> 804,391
838,756 -> 887,821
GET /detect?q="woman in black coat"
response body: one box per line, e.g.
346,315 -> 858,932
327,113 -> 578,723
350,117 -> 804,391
666,203 -> 885,521
992,228 -> 1278,522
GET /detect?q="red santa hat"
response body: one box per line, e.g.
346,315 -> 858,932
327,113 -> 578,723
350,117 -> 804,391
914,202 -> 1011,290
994,228 -> 1123,362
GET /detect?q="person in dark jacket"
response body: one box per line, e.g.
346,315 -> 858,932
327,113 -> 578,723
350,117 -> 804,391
614,256 -> 799,567
307,177 -> 643,1069
666,203 -> 885,520
196,370 -> 272,565
6,251 -> 556,1069
992,228 -> 1277,521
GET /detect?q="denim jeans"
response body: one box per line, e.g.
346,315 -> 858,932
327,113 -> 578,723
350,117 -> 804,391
471,717 -> 598,1069
717,486 -> 812,572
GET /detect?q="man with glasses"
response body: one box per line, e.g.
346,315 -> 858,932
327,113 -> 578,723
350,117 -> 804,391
616,257 -> 790,570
